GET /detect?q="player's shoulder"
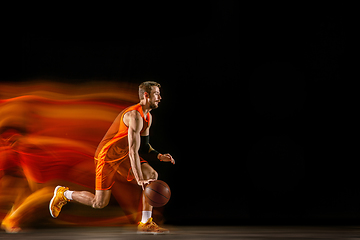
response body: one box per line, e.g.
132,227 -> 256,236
124,109 -> 142,120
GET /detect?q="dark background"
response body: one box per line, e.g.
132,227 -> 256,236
1,3 -> 357,225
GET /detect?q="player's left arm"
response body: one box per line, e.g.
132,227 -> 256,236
139,113 -> 175,164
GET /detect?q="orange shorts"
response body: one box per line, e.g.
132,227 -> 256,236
95,156 -> 147,191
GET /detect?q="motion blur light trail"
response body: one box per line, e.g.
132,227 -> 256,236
0,81 -> 147,232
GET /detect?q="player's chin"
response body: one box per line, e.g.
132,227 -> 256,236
151,103 -> 159,109
153,102 -> 159,108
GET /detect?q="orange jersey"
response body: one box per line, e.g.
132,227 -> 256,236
94,103 -> 149,190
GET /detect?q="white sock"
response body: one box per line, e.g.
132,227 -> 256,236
141,211 -> 152,223
64,190 -> 74,200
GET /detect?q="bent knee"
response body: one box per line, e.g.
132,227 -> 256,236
92,201 -> 108,209
142,163 -> 158,180
144,169 -> 158,180
151,170 -> 158,180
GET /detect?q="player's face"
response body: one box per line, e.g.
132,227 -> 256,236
149,86 -> 161,109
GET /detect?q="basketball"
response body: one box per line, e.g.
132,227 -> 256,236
144,180 -> 171,207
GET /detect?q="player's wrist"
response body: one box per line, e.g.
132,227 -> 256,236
157,153 -> 163,160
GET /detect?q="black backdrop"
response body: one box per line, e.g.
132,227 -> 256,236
1,3 -> 357,225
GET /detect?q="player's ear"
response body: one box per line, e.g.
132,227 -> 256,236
144,92 -> 150,99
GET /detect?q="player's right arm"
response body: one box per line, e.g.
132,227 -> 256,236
127,111 -> 152,189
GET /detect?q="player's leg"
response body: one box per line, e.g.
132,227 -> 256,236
50,187 -> 112,218
72,189 -> 111,209
137,163 -> 168,234
141,163 -> 158,213
50,159 -> 115,218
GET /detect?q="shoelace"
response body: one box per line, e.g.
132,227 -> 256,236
148,221 -> 163,232
55,196 -> 68,209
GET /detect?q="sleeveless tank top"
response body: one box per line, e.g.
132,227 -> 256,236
95,103 -> 149,162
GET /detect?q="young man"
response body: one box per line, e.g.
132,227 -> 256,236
49,81 -> 175,234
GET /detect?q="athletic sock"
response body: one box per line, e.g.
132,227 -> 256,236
63,190 -> 74,201
141,211 -> 152,223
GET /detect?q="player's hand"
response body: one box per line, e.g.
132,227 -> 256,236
137,179 -> 156,190
159,153 -> 175,164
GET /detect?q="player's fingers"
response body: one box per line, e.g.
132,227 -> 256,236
162,156 -> 170,162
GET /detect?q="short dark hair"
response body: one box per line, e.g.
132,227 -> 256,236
139,81 -> 161,100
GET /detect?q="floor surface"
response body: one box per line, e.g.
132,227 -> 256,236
1,226 -> 360,239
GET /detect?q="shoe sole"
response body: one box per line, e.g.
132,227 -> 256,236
49,186 -> 62,218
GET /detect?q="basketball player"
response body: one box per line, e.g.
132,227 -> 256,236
49,81 -> 175,234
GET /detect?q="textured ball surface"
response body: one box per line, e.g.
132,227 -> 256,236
144,180 -> 171,207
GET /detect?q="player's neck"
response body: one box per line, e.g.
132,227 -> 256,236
139,101 -> 151,115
